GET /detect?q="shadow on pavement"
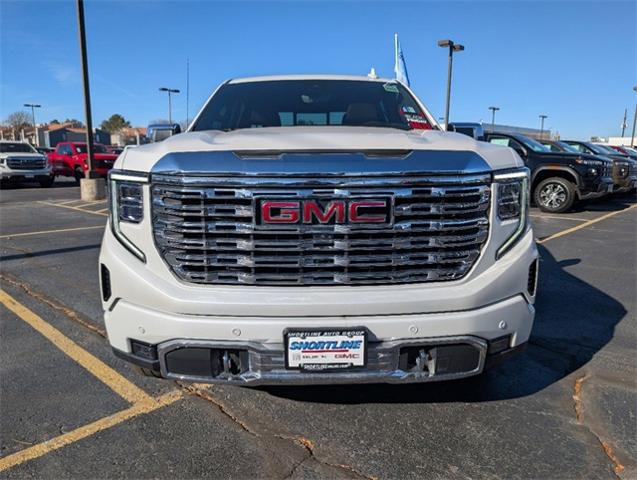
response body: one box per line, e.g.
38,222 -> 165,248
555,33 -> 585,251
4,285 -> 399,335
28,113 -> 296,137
0,244 -> 101,262
262,245 -> 626,404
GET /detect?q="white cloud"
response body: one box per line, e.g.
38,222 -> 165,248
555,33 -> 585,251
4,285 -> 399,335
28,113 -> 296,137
43,60 -> 78,86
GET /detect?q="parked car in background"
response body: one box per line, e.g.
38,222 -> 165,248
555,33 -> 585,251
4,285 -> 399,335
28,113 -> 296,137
35,146 -> 54,155
485,132 -> 613,212
107,146 -> 124,155
48,142 -> 117,183
562,140 -> 636,194
597,144 -> 637,161
0,140 -> 54,187
448,122 -> 486,141
147,123 -> 181,142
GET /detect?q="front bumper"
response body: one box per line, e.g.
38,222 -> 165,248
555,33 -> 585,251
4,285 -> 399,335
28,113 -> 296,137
109,293 -> 534,385
0,168 -> 52,180
579,176 -> 614,200
613,177 -> 637,193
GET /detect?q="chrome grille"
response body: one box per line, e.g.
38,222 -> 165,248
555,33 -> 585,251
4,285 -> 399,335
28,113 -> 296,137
6,157 -> 47,170
152,173 -> 491,286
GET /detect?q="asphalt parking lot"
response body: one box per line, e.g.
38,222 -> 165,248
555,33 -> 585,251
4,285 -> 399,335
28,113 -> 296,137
1,179 -> 635,479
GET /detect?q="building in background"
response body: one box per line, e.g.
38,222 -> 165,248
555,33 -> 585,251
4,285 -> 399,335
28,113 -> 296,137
44,123 -> 111,147
110,127 -> 148,146
593,136 -> 636,147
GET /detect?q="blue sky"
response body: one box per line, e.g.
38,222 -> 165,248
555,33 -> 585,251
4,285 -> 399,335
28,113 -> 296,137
1,0 -> 635,139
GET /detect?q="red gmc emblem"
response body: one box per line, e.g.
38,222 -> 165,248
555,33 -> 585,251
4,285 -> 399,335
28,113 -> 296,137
257,198 -> 392,226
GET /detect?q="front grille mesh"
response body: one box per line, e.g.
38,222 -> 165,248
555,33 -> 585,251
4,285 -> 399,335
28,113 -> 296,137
152,173 -> 491,286
6,157 -> 47,170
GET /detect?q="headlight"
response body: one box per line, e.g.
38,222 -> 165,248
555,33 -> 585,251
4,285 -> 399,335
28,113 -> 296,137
494,168 -> 530,259
575,157 -> 603,166
117,182 -> 144,223
109,170 -> 149,262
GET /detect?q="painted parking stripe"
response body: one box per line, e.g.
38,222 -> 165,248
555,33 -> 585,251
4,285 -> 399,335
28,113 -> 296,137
0,391 -> 182,472
530,214 -> 589,222
0,290 -> 151,404
0,225 -> 104,240
37,200 -> 108,216
537,203 -> 637,244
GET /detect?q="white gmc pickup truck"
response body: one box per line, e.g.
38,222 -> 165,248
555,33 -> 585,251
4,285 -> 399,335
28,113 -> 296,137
100,75 -> 538,385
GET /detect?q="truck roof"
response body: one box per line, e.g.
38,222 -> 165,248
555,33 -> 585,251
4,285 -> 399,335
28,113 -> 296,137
227,74 -> 397,84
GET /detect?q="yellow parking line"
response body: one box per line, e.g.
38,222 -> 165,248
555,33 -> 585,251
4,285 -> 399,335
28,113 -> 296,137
37,201 -> 108,216
56,199 -> 84,205
530,214 -> 589,222
0,391 -> 182,472
0,225 -> 104,240
0,290 -> 152,404
538,204 -> 637,244
95,208 -> 109,214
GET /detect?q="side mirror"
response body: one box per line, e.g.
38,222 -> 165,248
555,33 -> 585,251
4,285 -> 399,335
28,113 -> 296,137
512,145 -> 527,158
171,124 -> 181,135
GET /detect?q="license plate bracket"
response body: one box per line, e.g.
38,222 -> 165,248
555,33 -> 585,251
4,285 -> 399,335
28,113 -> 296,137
284,328 -> 367,372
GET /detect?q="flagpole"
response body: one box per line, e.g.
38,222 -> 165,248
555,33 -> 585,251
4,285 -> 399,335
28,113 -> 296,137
394,33 -> 399,77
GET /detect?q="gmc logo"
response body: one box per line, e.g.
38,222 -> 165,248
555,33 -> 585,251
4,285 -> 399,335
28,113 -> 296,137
257,198 -> 392,226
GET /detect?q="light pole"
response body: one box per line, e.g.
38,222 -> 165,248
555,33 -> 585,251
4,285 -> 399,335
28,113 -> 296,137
488,106 -> 499,132
539,114 -> 548,139
159,87 -> 180,124
631,86 -> 637,147
23,103 -> 41,146
76,0 -> 97,181
621,108 -> 628,137
438,39 -> 464,131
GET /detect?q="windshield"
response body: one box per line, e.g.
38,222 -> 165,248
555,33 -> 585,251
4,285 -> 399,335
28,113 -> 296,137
192,80 -> 433,132
555,141 -> 579,153
74,144 -> 108,154
518,135 -> 550,152
0,142 -> 37,153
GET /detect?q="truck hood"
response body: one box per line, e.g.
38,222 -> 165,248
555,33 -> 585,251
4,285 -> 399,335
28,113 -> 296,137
0,151 -> 46,160
118,127 -> 522,173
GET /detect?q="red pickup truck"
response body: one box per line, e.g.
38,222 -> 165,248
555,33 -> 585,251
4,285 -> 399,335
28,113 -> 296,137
48,142 -> 118,182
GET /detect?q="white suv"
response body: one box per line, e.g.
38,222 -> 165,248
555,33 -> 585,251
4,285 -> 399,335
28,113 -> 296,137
0,141 -> 53,187
100,75 -> 538,385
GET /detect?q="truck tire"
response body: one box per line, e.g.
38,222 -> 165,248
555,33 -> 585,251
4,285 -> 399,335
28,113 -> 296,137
135,366 -> 163,378
74,167 -> 84,184
534,177 -> 576,213
39,176 -> 55,188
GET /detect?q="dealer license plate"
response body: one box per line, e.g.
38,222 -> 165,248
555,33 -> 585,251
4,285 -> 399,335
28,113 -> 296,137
24,174 -> 34,178
285,329 -> 367,371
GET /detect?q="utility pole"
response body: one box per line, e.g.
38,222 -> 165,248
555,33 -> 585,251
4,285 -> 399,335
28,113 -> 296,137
159,87 -> 180,124
621,108 -> 628,137
539,114 -> 548,139
23,103 -> 41,146
488,106 -> 499,132
437,39 -> 464,131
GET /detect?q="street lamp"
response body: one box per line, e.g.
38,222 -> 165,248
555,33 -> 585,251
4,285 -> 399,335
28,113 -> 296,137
631,86 -> 637,147
23,103 -> 41,146
437,39 -> 464,131
539,114 -> 548,139
488,106 -> 499,132
159,87 -> 180,124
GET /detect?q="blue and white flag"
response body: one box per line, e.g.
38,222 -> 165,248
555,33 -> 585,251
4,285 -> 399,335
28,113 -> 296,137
394,34 -> 411,87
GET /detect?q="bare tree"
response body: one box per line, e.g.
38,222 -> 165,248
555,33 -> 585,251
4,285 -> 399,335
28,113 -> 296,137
6,111 -> 32,130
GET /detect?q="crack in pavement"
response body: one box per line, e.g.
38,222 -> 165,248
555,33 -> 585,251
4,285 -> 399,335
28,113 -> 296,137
178,383 -> 376,479
572,374 -> 626,479
0,273 -> 107,338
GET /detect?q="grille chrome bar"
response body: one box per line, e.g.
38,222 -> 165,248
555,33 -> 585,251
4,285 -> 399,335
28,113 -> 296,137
6,157 -> 47,170
152,173 -> 491,286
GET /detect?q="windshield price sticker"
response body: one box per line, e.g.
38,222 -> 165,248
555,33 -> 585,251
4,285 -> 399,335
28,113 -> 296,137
285,329 -> 367,371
